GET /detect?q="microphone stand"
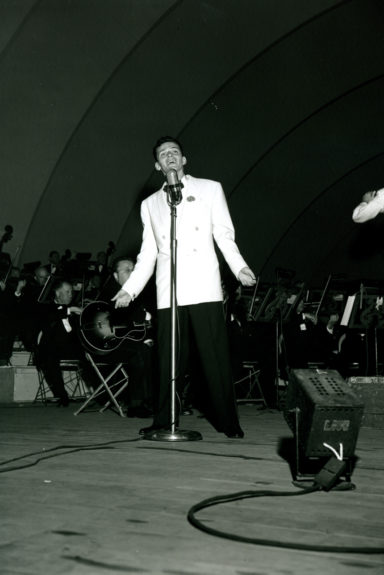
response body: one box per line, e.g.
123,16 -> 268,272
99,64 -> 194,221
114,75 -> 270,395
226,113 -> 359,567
144,179 -> 202,442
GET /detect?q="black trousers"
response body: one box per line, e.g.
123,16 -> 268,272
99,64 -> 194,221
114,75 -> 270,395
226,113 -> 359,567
36,335 -> 82,402
155,302 -> 240,433
100,341 -> 154,407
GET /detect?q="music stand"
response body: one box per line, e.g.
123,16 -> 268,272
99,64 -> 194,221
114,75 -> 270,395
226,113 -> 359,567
344,287 -> 384,378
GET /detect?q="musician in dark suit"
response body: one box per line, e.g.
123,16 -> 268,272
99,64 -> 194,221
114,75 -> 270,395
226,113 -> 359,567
35,279 -> 85,406
282,297 -> 338,370
13,265 -> 51,351
0,270 -> 27,364
0,265 -> 50,363
43,250 -> 63,276
90,251 -> 111,289
95,251 -> 110,275
88,256 -> 155,417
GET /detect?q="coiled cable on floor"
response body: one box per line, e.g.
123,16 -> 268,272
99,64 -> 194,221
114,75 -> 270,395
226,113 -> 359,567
187,486 -> 384,554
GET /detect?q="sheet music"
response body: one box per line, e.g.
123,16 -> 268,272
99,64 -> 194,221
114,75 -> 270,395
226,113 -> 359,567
340,294 -> 356,326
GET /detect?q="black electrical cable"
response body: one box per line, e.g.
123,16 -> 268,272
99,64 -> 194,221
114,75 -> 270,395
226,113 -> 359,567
0,437 -> 141,473
187,486 -> 384,554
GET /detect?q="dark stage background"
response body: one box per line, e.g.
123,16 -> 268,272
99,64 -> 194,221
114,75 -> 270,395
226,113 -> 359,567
1,0 -> 384,287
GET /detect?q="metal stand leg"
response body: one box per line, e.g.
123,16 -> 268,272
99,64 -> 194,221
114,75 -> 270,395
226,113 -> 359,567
73,354 -> 128,417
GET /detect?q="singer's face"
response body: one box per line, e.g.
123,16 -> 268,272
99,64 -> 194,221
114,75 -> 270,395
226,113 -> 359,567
155,142 -> 186,176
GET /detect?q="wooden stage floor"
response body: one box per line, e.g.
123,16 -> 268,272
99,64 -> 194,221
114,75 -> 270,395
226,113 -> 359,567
0,402 -> 383,575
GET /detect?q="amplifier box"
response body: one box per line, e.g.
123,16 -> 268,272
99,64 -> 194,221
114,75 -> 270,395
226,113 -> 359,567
347,377 -> 384,428
284,369 -> 364,457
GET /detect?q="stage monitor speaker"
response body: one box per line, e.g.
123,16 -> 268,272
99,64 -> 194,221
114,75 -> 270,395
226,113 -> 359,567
284,369 -> 364,458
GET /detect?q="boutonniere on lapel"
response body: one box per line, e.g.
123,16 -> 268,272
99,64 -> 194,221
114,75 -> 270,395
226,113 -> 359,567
186,196 -> 195,202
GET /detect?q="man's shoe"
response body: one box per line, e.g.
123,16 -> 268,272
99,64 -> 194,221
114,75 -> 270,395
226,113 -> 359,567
139,424 -> 167,436
224,428 -> 244,438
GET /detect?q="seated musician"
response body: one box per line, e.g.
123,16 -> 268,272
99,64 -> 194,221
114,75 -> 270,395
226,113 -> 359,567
83,273 -> 102,303
83,256 -> 155,417
14,265 -> 51,351
0,267 -> 27,364
282,296 -> 342,371
35,279 -> 88,406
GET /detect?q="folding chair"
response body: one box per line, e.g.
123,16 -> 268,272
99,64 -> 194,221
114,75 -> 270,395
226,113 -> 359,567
34,358 -> 89,404
235,360 -> 268,407
73,352 -> 129,417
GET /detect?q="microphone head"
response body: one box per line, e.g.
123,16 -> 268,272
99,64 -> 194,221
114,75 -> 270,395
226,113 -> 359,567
166,169 -> 179,186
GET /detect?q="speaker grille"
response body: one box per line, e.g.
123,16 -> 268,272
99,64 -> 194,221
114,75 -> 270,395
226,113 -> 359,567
284,369 -> 364,457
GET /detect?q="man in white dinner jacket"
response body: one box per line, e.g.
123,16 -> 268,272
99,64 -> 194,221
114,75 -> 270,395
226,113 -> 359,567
113,136 -> 256,438
352,188 -> 384,223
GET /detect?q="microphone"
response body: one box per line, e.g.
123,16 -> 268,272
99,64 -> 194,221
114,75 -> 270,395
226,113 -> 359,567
166,169 -> 183,206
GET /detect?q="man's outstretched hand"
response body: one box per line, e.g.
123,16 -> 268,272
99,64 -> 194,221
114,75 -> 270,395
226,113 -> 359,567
238,267 -> 257,286
111,290 -> 132,308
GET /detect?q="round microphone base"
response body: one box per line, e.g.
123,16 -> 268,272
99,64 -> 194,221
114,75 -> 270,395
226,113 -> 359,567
143,428 -> 203,442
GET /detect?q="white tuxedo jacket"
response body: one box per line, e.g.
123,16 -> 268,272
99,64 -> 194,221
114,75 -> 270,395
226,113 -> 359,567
352,188 -> 384,223
122,175 -> 248,309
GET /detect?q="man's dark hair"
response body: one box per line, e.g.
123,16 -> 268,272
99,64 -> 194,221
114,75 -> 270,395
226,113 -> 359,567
152,136 -> 183,161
